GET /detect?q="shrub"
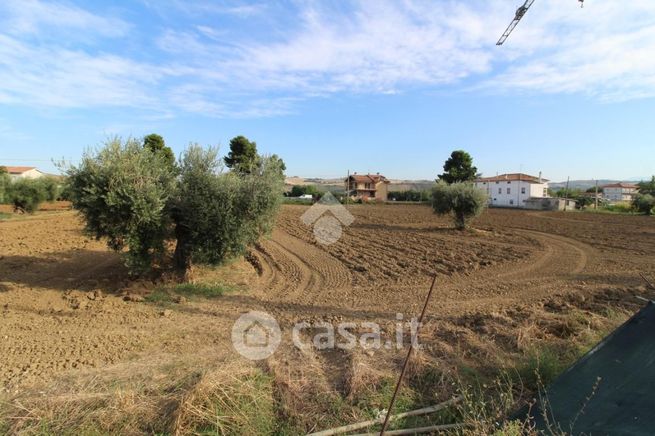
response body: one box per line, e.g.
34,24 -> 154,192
431,182 -> 487,229
633,194 -> 655,215
65,138 -> 178,273
575,196 -> 593,210
290,184 -> 319,197
39,177 -> 60,202
388,190 -> 431,202
8,178 -> 47,213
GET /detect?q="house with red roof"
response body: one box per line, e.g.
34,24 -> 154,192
2,166 -> 46,180
345,173 -> 390,202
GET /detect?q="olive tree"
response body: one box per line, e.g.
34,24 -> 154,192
65,138 -> 178,273
65,137 -> 285,276
633,194 -> 655,216
8,178 -> 47,213
39,177 -> 60,202
431,182 -> 487,229
172,145 -> 284,272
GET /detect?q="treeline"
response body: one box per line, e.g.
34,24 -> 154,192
388,190 -> 431,202
634,176 -> 655,215
550,176 -> 655,214
0,170 -> 66,213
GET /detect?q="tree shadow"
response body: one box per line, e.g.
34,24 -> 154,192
0,249 -> 128,294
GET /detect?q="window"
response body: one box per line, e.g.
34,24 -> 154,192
498,188 -> 502,194
521,187 -> 526,194
510,199 -> 514,205
495,181 -> 499,184
507,181 -> 511,184
507,188 -> 511,194
543,188 -> 548,196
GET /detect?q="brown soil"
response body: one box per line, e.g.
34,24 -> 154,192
1,204 -> 654,431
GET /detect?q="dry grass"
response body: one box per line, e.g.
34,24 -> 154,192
0,354 -> 277,436
172,362 -> 276,435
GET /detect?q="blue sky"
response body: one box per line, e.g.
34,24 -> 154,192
0,0 -> 653,182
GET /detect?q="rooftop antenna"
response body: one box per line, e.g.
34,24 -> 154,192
496,0 -> 584,46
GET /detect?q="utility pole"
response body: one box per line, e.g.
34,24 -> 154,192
564,176 -> 570,211
345,169 -> 350,206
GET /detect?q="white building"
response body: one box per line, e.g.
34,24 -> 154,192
475,173 -> 549,208
4,166 -> 46,180
602,183 -> 638,203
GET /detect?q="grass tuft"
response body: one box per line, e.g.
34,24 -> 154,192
145,282 -> 238,303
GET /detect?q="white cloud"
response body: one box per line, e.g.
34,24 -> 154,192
0,34 -> 163,109
482,0 -> 655,101
1,0 -> 655,119
0,0 -> 129,37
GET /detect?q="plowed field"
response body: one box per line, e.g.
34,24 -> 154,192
1,204 -> 653,397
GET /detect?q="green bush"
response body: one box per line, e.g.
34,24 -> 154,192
8,178 -> 47,213
633,194 -> 655,215
65,138 -> 284,276
39,177 -> 60,202
388,190 -> 431,202
289,184 -> 319,197
65,138 -> 178,273
431,182 -> 487,229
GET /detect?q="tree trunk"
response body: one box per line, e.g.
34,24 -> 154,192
173,223 -> 191,277
455,211 -> 466,230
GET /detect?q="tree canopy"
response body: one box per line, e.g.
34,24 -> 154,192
431,181 -> 487,229
638,176 -> 655,196
143,133 -> 175,168
224,135 -> 259,173
438,150 -> 478,184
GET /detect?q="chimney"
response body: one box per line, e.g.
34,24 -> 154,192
538,171 -> 542,183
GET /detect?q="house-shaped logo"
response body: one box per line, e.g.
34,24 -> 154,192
301,192 -> 354,245
231,311 -> 281,360
243,320 -> 271,348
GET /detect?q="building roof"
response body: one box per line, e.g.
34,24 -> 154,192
475,173 -> 548,184
346,174 -> 390,184
602,182 -> 638,189
2,166 -> 37,174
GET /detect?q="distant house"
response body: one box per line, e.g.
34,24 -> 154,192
345,173 -> 390,202
602,183 -> 638,203
3,166 -> 46,180
475,173 -> 549,208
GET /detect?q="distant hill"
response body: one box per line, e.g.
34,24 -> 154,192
549,179 -> 646,191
